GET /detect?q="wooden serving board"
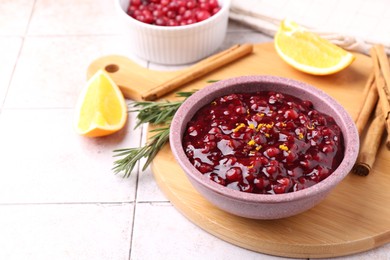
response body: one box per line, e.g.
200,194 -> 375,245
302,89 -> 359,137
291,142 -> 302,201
88,43 -> 390,258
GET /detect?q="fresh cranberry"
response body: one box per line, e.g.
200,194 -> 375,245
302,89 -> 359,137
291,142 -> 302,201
183,90 -> 344,194
264,147 -> 280,158
209,173 -> 226,186
196,10 -> 211,22
132,0 -> 141,6
240,182 -> 254,193
225,167 -> 242,182
208,0 -> 219,9
200,2 -> 210,9
285,151 -> 298,163
284,109 -> 299,120
254,177 -> 269,190
198,163 -> 213,173
186,0 -> 196,9
273,177 -> 291,194
126,0 -> 221,26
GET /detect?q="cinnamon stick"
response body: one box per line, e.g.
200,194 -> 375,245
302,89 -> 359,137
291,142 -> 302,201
141,44 -> 254,101
352,103 -> 385,176
371,45 -> 390,148
354,72 -> 378,136
352,45 -> 389,176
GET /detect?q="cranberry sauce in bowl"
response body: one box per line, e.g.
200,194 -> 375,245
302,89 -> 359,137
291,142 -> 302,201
169,76 -> 359,219
183,91 -> 344,194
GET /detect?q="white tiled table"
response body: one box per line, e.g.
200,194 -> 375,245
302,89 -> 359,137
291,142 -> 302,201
0,1 -> 389,259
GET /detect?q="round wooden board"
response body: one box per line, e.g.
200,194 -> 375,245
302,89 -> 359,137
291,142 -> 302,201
149,43 -> 390,258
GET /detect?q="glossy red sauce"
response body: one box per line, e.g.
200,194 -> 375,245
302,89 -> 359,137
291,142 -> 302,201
183,91 -> 344,194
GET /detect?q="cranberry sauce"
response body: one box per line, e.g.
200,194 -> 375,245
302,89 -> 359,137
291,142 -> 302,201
182,91 -> 344,194
127,0 -> 221,26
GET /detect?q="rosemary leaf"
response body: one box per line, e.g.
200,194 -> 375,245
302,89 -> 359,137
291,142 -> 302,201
112,127 -> 170,177
141,127 -> 170,171
128,90 -> 196,128
175,90 -> 198,98
113,90 -> 196,177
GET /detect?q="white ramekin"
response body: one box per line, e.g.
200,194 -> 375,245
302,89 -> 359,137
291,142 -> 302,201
116,0 -> 231,65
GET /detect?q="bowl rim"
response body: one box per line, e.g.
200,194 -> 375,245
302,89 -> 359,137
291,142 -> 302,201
169,75 -> 359,203
115,0 -> 231,31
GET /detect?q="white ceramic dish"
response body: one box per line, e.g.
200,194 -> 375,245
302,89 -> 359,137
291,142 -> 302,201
116,0 -> 231,65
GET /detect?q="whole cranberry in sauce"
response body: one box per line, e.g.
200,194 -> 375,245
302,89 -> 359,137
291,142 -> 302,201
182,91 -> 344,194
127,0 -> 221,26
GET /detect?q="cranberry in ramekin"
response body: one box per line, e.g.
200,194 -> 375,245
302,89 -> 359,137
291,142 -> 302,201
170,76 -> 359,219
126,0 -> 221,26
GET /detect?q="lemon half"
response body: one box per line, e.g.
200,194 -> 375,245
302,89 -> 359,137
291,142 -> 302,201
274,19 -> 355,75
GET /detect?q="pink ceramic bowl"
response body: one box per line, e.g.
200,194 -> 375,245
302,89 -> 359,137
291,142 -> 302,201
169,75 -> 359,219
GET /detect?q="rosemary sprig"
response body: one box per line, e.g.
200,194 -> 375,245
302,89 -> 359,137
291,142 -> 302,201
112,127 -> 170,178
130,101 -> 182,128
112,91 -> 196,177
129,91 -> 196,128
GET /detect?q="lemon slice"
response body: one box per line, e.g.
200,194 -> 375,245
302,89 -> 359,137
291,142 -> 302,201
274,19 -> 355,75
74,70 -> 127,137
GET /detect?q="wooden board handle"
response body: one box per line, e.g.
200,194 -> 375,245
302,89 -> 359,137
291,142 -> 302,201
141,44 -> 254,100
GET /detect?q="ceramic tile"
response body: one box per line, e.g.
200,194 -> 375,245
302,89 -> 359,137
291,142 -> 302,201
263,0 -> 289,9
4,35 -> 146,109
227,20 -> 257,32
0,203 -> 133,260
0,109 -> 139,203
357,0 -> 387,17
280,0 -> 311,20
133,124 -> 169,202
27,0 -> 122,36
131,202 -> 289,260
321,8 -> 356,35
0,1 -> 388,259
369,12 -> 390,44
0,0 -> 35,36
0,37 -> 22,108
136,166 -> 170,202
343,14 -> 380,41
221,31 -> 272,49
295,2 -> 334,29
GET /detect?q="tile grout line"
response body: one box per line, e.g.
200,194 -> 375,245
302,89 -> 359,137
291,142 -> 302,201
0,0 -> 37,111
137,200 -> 170,204
0,39 -> 22,111
3,107 -> 75,110
127,117 -> 148,260
25,33 -> 123,38
0,201 -> 134,206
124,57 -> 173,257
24,0 -> 38,36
